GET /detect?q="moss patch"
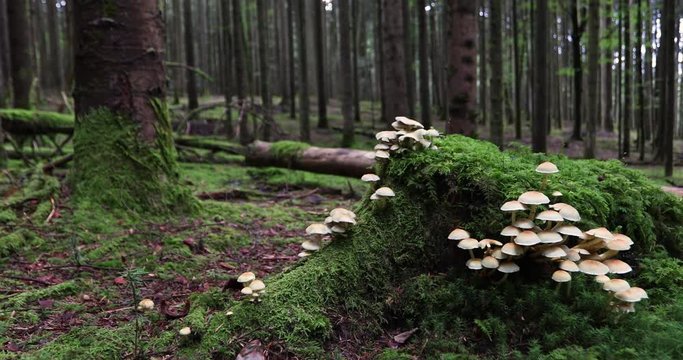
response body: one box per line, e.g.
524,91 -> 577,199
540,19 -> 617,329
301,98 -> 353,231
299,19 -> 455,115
0,109 -> 74,135
269,140 -> 311,161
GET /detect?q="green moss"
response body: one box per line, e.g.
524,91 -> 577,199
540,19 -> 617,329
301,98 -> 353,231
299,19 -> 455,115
0,209 -> 16,224
70,106 -> 197,215
2,280 -> 79,310
269,140 -> 311,161
21,325 -> 134,360
0,109 -> 74,135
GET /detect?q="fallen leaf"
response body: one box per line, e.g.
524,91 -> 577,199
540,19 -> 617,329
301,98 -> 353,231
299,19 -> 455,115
393,328 -> 418,345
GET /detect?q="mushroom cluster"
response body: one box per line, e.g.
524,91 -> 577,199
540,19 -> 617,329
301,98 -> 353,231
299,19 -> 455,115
364,117 -> 439,201
450,161 -> 647,312
299,208 -> 357,257
237,271 -> 266,301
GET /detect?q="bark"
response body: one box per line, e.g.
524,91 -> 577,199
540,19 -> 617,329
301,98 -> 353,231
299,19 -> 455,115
417,0 -> 431,128
532,0 -> 548,152
643,0 -> 652,141
314,0 -> 327,128
601,3 -> 613,133
622,0 -> 631,158
352,0 -> 361,122
233,0 -> 249,144
489,0 -> 503,148
585,0 -> 599,158
172,0 -> 184,104
287,0 -> 296,119
33,0 -> 48,93
570,0 -> 585,141
635,0 -> 645,160
478,1 -> 487,128
0,0 -> 9,93
7,0 -> 33,109
445,0 -> 477,135
339,0 -> 354,147
402,0 -> 415,118
46,0 -> 62,91
512,0 -> 521,139
661,0 -> 675,176
380,0 -> 409,125
245,141 -> 373,178
377,0 -> 387,123
297,0 -> 310,142
221,0 -> 234,138
257,0 -> 273,141
183,0 -> 199,110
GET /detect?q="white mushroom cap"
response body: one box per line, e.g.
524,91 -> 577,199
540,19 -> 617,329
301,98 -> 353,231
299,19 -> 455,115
330,225 -> 347,233
375,150 -> 390,159
559,260 -> 579,272
466,258 -> 483,270
375,130 -> 398,141
330,208 -> 357,219
607,239 -> 632,251
613,234 -> 634,246
179,327 -> 192,336
374,187 -> 395,197
393,116 -> 425,130
513,218 -> 535,230
501,242 -> 524,256
491,248 -> 508,260
374,143 -> 390,151
552,270 -> 572,283
603,259 -> 632,274
518,191 -> 551,205
549,203 -> 570,211
361,174 -> 380,182
500,200 -> 528,212
497,261 -> 520,273
514,231 -> 542,246
535,161 -> 559,174
500,226 -> 520,237
558,205 -> 581,222
536,210 -> 564,222
615,287 -> 648,302
479,239 -> 503,249
553,224 -> 584,237
424,128 -> 440,137
370,193 -> 379,200
241,286 -> 253,295
298,251 -> 311,258
552,191 -> 563,197
249,279 -> 266,292
448,228 -> 470,241
538,231 -> 563,244
237,272 -> 256,283
301,240 -> 321,251
482,256 -> 500,269
542,246 -> 567,258
603,279 -> 630,292
306,223 -> 332,236
137,299 -> 155,311
594,275 -> 611,283
586,227 -> 614,241
458,238 -> 479,250
564,247 -> 582,261
328,213 -> 356,225
578,260 -> 610,276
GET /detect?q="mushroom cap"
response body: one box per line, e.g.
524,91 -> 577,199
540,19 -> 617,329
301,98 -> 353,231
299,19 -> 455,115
179,327 -> 192,336
538,231 -> 563,244
501,242 -> 524,256
559,260 -> 580,272
370,193 -> 379,200
375,130 -> 398,141
458,238 -> 479,250
536,161 -> 559,174
586,227 -> 614,241
615,287 -> 648,302
328,209 -> 357,224
514,231 -> 542,246
374,187 -> 396,197
607,239 -> 632,251
301,240 -> 321,251
479,239 -> 503,249
424,128 -> 440,137
237,272 -> 256,283
613,233 -> 634,246
466,258 -> 483,270
138,299 -> 155,311
500,226 -> 520,237
553,224 -> 583,237
491,248 -> 508,260
297,251 -> 311,258
512,218 -> 535,230
552,270 -> 572,283
603,259 -> 632,274
558,205 -> 581,222
542,246 -> 567,258
518,191 -> 551,205
594,275 -> 611,284
563,247 -> 582,261
393,116 -> 425,130
578,260 -> 610,275
498,261 -> 521,273
306,223 -> 332,236
330,225 -> 347,233
536,210 -> 564,222
448,228 -> 470,241
374,143 -> 390,151
375,150 -> 390,159
361,174 -> 380,182
249,279 -> 266,292
603,279 -> 631,292
482,256 -> 500,269
500,200 -> 527,212
549,202 -> 570,211
552,191 -> 563,197
241,286 -> 253,295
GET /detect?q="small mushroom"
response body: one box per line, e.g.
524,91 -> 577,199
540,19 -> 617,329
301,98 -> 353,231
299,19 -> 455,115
603,259 -> 632,274
594,274 -> 611,284
373,187 -> 395,198
448,228 -> 470,241
375,150 -> 390,159
615,287 -> 648,303
237,272 -> 256,283
137,299 -> 155,312
558,205 -> 581,222
500,200 -> 528,223
301,240 -> 321,251
552,270 -> 572,283
249,279 -> 266,292
578,260 -> 610,276
542,246 -> 567,258
536,210 -> 564,223
479,239 -> 503,249
466,258 -> 483,270
306,223 -> 332,236
535,161 -> 559,174
241,287 -> 253,295
559,260 -> 579,272
458,238 -> 479,258
500,226 -> 520,238
537,231 -> 563,244
512,218 -> 535,230
603,279 -> 630,292
495,261 -> 520,283
514,231 -> 542,246
361,174 -> 381,182
179,327 -> 192,336
501,242 -> 524,256
482,256 -> 500,269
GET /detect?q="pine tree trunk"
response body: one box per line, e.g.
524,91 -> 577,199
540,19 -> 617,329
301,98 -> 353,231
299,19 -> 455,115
445,0 -> 477,135
46,0 -> 62,91
661,0 -> 675,176
585,0 -> 599,158
339,0 -> 354,147
297,0 -> 310,142
402,0 -> 415,118
643,0 -> 653,141
636,0 -> 645,160
314,0 -> 327,128
532,0 -> 548,152
257,0 -> 273,141
601,3 -> 613,133
489,0 -> 503,147
287,0 -> 296,119
380,0 -> 409,125
183,0 -> 199,110
416,0 -> 431,128
0,0 -> 9,96
377,0 -> 387,123
72,0 -> 192,213
478,1 -> 488,128
429,8 -> 441,120
622,0 -> 631,158
172,0 -> 184,105
352,0 -> 361,122
570,0 -> 584,141
221,0 -> 234,137
7,0 -> 33,109
512,0 -> 522,139
232,0 -> 249,144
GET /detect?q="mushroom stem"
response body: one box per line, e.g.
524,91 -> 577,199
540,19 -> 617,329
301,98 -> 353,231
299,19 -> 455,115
511,212 -> 517,224
596,250 -> 619,261
468,249 -> 475,259
540,175 -> 549,192
566,281 -> 572,296
529,205 -> 538,219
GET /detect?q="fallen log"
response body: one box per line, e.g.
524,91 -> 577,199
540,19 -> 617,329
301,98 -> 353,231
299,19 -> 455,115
174,136 -> 243,155
244,140 -> 374,178
0,109 -> 74,135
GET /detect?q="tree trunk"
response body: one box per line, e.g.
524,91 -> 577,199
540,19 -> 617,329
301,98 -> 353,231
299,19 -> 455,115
489,0 -> 503,148
380,0 -> 409,125
636,0 -> 645,160
7,0 -> 33,109
183,0 -> 199,110
512,0 -> 522,139
622,0 -> 631,158
402,0 -> 415,118
257,0 -> 273,141
245,141 -> 373,178
429,7 -> 441,121
46,0 -> 62,91
339,0 -> 354,147
72,0 -> 192,213
377,0 -> 387,123
221,0 -> 234,138
532,0 -> 548,152
601,3 -> 613,133
478,1 -> 488,128
643,0 -> 652,141
314,0 -> 327,128
417,0 -> 431,128
570,0 -> 584,141
0,0 -> 9,98
585,0 -> 599,158
287,0 -> 296,119
661,0 -> 675,176
297,0 -> 310,142
445,0 -> 477,135
233,0 -> 249,144
352,0 -> 361,122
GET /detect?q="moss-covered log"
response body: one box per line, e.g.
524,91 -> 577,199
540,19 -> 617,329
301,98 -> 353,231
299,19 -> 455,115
245,140 -> 375,178
0,109 -> 74,135
184,136 -> 683,358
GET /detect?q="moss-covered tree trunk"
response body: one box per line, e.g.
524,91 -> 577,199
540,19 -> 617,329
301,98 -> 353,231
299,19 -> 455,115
72,0 -> 192,213
7,0 -> 33,109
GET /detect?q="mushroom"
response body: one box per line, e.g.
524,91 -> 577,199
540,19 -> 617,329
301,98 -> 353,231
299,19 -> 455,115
393,116 -> 425,131
179,327 -> 192,336
241,287 -> 253,295
448,228 -> 470,241
558,204 -> 581,222
375,130 -> 398,142
602,259 -> 632,274
466,258 -> 483,270
615,287 -> 648,303
458,238 -> 479,258
305,223 -> 332,236
578,260 -> 610,276
552,191 -> 563,198
603,279 -> 631,292
535,161 -> 559,190
137,299 -> 155,312
375,150 -> 390,159
514,231 -> 542,246
501,242 -> 524,256
495,261 -> 520,283
595,238 -> 632,260
500,226 -> 520,238
237,272 -> 256,283
482,256 -> 500,269
301,240 -> 321,251
518,191 -> 550,218
512,218 -> 535,230
536,210 -> 564,229
552,270 -> 572,283
500,200 -> 528,223
361,174 -> 381,182
372,187 -> 395,198
491,248 -> 508,260
374,143 -> 390,151
559,260 -> 579,272
594,275 -> 611,284
542,246 -> 567,258
479,239 -> 503,249
249,279 -> 266,292
537,231 -> 563,244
